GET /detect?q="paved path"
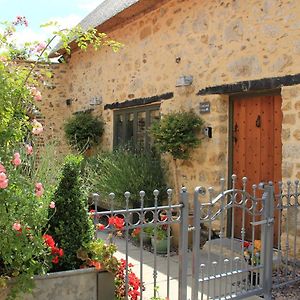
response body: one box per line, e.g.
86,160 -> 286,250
98,233 -> 261,300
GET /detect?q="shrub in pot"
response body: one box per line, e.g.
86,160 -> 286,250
64,112 -> 104,153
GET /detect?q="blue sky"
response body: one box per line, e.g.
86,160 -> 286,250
0,0 -> 105,44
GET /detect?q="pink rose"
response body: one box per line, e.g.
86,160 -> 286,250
13,222 -> 21,231
34,90 -> 42,101
29,87 -> 42,101
35,42 -> 46,53
0,172 -> 7,181
0,171 -> 8,189
12,153 -> 21,166
0,164 -> 6,173
35,189 -> 44,197
26,144 -> 33,155
31,119 -> 43,135
49,201 -> 55,209
35,182 -> 44,197
0,179 -> 8,189
35,182 -> 43,190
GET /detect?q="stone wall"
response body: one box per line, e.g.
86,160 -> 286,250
40,0 -> 300,192
280,85 -> 300,258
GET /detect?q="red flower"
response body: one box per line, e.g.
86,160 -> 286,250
58,248 -> 64,257
160,214 -> 168,221
114,217 -> 125,230
108,216 -> 115,225
90,260 -> 102,270
244,241 -> 251,248
96,223 -> 105,231
89,209 -> 96,218
131,227 -> 141,237
52,256 -> 59,264
43,234 -> 55,248
108,216 -> 125,230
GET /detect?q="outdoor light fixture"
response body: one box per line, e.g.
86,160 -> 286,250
176,75 -> 193,87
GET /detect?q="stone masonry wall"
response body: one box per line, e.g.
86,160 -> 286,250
41,0 -> 300,193
280,85 -> 300,258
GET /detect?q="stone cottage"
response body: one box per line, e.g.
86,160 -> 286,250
40,0 -> 300,250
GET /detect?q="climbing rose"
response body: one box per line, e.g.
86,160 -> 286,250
26,144 -> 33,155
0,163 -> 6,173
0,172 -> 8,189
12,153 -> 21,166
12,222 -> 21,231
35,182 -> 44,197
35,42 -> 46,53
31,119 -> 43,135
29,86 -> 42,101
49,201 -> 55,209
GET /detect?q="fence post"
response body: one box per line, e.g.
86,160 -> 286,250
178,187 -> 189,300
92,193 -> 100,239
261,183 -> 274,300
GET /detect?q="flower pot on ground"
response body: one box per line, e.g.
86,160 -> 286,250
151,236 -> 171,254
131,228 -> 151,245
149,225 -> 172,254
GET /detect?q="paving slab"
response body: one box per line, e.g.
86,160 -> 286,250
97,233 -> 262,300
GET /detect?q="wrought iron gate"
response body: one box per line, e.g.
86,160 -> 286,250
90,176 -> 299,300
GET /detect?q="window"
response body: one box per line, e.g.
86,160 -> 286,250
113,105 -> 160,152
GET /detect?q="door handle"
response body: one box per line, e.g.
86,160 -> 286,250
256,115 -> 261,128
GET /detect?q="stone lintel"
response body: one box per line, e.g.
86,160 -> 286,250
197,74 -> 300,95
104,92 -> 174,110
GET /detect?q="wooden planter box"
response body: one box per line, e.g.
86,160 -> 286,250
0,268 -> 114,300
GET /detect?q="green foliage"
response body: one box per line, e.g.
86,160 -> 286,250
77,239 -> 119,273
84,149 -> 167,207
0,16 -> 122,299
150,111 -> 204,160
64,112 -> 104,151
47,155 -> 94,271
0,147 -> 56,299
0,60 -> 31,155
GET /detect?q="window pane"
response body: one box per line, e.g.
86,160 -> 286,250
116,114 -> 123,146
137,111 -> 146,151
125,113 -> 134,147
149,109 -> 160,150
149,109 -> 160,125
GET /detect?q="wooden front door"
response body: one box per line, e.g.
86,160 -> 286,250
232,94 -> 282,244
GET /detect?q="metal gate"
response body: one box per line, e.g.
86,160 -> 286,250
90,175 -> 300,300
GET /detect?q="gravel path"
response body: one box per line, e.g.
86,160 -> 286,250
272,283 -> 300,299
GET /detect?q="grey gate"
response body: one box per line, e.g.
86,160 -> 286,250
190,176 -> 300,300
90,176 -> 299,300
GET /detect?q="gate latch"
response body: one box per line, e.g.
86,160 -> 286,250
250,218 -> 274,226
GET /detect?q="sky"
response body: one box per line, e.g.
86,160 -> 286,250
0,0 -> 105,46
